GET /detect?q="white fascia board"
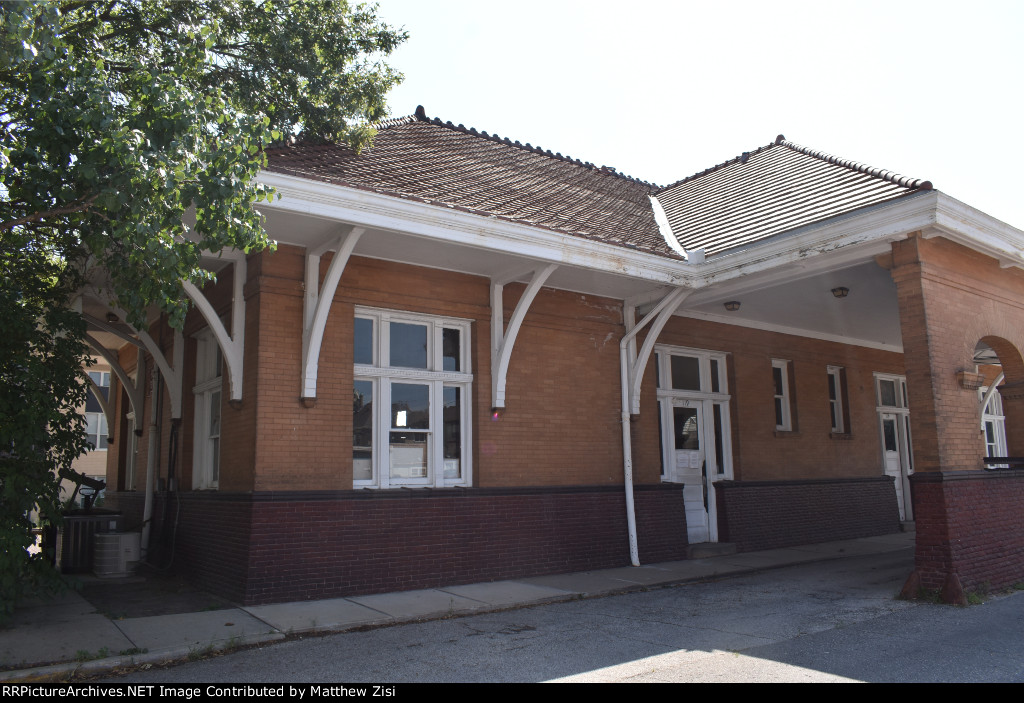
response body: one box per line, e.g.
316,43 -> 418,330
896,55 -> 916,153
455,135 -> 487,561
259,172 -> 694,287
693,191 -> 940,287
258,173 -> 1024,293
684,237 -> 896,307
928,192 -> 1024,269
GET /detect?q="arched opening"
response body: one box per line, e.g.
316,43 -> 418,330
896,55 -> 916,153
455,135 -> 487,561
975,337 -> 1024,463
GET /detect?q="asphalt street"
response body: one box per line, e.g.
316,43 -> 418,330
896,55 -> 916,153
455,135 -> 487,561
105,548 -> 1024,683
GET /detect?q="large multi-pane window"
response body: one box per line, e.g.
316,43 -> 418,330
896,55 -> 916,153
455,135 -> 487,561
353,308 -> 472,488
192,331 -> 223,490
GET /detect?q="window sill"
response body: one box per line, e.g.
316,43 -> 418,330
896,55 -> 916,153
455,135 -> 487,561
830,432 -> 854,440
773,430 -> 800,438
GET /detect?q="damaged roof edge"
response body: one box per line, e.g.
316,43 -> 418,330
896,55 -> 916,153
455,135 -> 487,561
648,194 -> 689,260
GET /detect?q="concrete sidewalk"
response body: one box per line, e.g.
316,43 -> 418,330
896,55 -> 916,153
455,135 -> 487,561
0,531 -> 915,682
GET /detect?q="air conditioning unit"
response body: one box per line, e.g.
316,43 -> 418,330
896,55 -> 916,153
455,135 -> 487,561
93,532 -> 141,578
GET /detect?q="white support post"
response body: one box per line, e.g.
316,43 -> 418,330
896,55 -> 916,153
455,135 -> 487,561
181,249 -> 247,403
490,263 -> 558,408
623,303 -> 638,395
137,329 -> 184,419
618,286 -> 691,566
85,333 -> 145,421
301,226 -> 364,402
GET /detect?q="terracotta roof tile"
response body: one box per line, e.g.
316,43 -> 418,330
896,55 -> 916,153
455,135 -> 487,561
266,111 -> 934,263
265,108 -> 677,258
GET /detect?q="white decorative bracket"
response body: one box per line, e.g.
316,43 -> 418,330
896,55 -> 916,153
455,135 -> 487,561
301,226 -> 364,402
624,287 -> 692,414
491,263 -> 558,408
181,249 -> 247,403
981,372 -> 1006,429
83,314 -> 145,349
136,329 -> 184,419
84,332 -> 146,426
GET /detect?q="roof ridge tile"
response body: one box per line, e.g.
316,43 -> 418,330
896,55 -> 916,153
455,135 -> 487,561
779,138 -> 933,190
392,105 -> 658,187
655,135 -> 933,194
655,140 -> 777,193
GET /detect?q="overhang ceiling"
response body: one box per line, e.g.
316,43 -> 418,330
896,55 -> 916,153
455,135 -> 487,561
680,261 -> 903,350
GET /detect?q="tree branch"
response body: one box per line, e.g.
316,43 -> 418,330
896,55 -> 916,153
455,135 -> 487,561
0,195 -> 99,232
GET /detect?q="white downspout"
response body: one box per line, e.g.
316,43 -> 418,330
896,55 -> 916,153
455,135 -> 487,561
619,287 -> 689,566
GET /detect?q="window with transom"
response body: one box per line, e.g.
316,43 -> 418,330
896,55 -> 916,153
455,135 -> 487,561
353,308 -> 472,489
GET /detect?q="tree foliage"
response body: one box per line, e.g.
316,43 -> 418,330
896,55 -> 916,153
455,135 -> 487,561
0,0 -> 405,617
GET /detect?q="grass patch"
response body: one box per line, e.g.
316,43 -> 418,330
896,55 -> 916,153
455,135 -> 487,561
187,644 -> 215,662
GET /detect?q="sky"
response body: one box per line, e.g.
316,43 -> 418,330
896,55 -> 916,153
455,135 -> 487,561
374,0 -> 1024,229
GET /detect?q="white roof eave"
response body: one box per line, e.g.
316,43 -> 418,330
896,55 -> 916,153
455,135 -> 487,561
258,172 -> 1024,293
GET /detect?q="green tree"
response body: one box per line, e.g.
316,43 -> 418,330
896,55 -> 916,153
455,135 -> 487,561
0,0 -> 406,618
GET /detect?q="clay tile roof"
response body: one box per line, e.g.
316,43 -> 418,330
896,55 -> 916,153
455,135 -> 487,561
265,107 -> 678,258
654,135 -> 933,257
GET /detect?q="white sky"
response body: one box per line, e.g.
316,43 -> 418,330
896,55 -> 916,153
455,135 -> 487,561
375,0 -> 1024,229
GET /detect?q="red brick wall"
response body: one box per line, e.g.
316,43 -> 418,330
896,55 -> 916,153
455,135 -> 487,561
889,234 -> 1024,595
248,248 -> 628,490
242,485 -> 684,604
107,491 -> 254,603
632,315 -> 905,482
890,235 -> 1024,472
110,485 -> 685,605
715,477 -> 900,551
105,260 -> 256,494
912,470 -> 1024,592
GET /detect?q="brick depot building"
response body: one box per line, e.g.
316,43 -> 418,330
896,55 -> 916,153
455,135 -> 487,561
87,108 -> 1024,605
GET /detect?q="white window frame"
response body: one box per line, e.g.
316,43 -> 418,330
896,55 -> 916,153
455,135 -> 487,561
981,386 -> 1007,463
354,307 -> 473,489
192,330 -> 223,490
84,411 -> 108,451
827,365 -> 845,433
875,374 -> 908,410
654,346 -> 733,481
85,371 -> 110,451
773,359 -> 792,431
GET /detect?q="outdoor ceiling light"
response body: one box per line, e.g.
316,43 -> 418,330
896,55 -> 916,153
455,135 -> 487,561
724,301 -> 741,312
105,312 -> 119,323
831,287 -> 850,298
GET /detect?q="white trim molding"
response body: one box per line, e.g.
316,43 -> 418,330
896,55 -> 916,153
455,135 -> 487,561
259,172 -> 691,287
259,173 -> 1024,304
